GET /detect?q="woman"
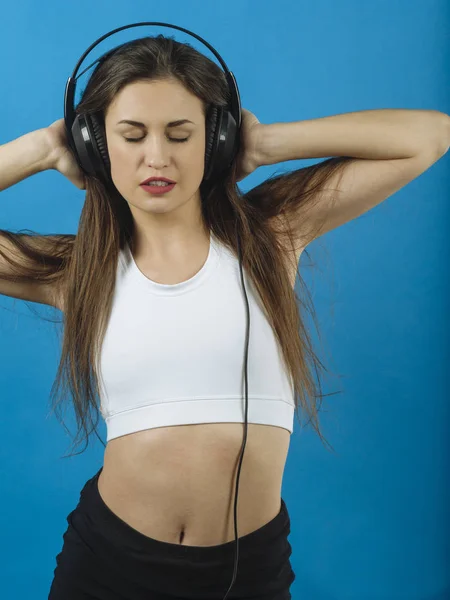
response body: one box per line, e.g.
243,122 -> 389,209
0,33 -> 447,600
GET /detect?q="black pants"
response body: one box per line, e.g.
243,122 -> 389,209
48,468 -> 296,599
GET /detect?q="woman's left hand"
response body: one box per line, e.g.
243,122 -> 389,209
235,108 -> 265,183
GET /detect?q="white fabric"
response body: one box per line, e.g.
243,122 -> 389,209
98,232 -> 296,442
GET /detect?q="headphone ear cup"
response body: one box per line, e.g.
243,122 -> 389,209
89,113 -> 111,178
204,106 -> 219,182
204,105 -> 239,183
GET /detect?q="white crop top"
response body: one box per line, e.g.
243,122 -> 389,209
98,232 -> 296,442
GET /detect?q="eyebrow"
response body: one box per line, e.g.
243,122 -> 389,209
116,119 -> 195,128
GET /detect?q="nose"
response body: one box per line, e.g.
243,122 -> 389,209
143,135 -> 170,169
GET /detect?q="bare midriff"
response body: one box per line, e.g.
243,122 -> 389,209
97,423 -> 291,547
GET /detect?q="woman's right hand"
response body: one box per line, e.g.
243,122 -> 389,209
45,118 -> 87,190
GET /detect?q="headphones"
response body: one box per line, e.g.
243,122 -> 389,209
64,22 -> 242,186
64,22 -> 250,600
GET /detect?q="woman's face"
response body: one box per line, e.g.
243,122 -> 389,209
104,78 -> 206,222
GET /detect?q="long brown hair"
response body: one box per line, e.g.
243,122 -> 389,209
0,35 -> 353,457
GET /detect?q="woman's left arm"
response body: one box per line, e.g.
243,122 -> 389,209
256,109 -> 450,164
242,109 -> 449,243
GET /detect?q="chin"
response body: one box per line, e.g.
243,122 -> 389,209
142,203 -> 175,214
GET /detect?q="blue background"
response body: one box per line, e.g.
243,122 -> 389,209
0,1 -> 449,598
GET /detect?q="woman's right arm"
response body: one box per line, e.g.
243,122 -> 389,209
0,119 -> 86,192
0,129 -> 54,192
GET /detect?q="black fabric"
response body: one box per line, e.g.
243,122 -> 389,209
48,468 -> 296,599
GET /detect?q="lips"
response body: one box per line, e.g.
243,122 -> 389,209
140,177 -> 176,185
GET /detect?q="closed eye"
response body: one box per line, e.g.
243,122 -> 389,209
124,137 -> 189,143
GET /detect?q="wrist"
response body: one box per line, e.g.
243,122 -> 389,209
255,123 -> 279,167
37,127 -> 60,171
26,128 -> 56,172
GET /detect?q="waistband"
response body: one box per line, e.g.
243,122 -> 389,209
78,467 -> 291,562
